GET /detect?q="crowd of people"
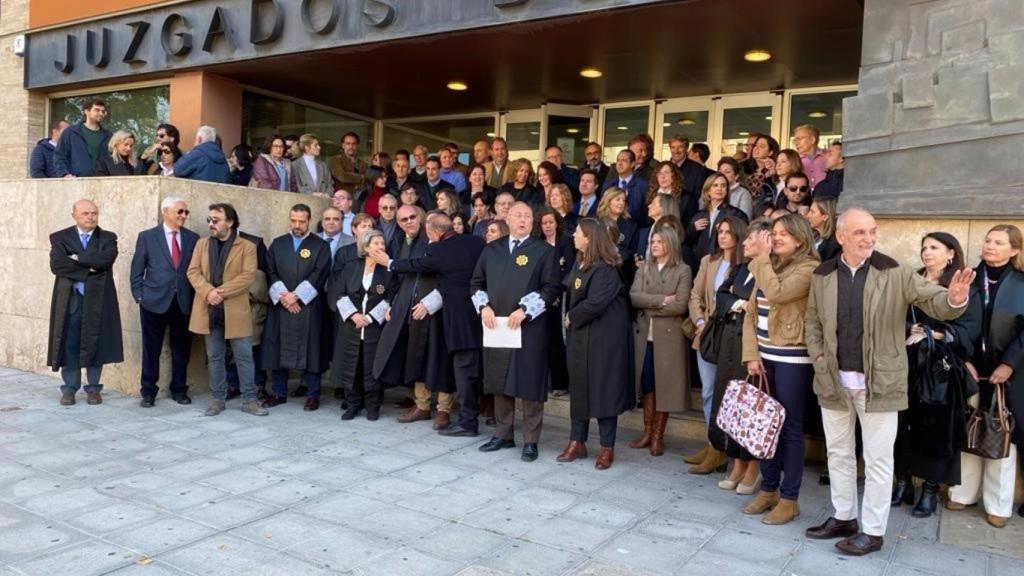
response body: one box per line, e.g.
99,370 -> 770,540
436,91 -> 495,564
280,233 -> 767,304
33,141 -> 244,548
43,98 -> 1024,557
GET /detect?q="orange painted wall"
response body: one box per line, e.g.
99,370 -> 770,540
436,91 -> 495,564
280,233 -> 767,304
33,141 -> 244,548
29,0 -> 176,29
169,72 -> 242,153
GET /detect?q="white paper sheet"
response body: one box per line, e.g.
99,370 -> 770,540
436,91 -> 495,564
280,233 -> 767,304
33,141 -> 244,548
483,317 -> 522,349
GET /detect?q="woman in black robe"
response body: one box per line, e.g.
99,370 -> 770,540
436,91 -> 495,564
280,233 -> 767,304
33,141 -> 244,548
330,230 -> 397,421
536,207 -> 575,397
892,232 -> 975,518
558,218 -> 633,470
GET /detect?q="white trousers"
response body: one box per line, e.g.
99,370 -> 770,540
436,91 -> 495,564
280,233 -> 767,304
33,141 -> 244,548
949,394 -> 1018,518
821,389 -> 898,537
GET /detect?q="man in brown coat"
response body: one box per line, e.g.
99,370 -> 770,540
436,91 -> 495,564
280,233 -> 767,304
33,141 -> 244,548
328,131 -> 367,193
187,203 -> 268,417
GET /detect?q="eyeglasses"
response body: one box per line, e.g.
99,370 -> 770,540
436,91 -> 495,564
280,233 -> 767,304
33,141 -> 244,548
380,206 -> 397,211
177,209 -> 190,216
161,149 -> 173,155
398,215 -> 418,223
787,185 -> 809,192
207,217 -> 222,224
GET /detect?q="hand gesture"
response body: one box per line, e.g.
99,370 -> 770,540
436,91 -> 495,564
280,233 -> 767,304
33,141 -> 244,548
206,290 -> 223,306
990,363 -> 1014,385
507,308 -> 527,329
694,217 -> 710,231
762,157 -> 776,175
481,305 -> 497,330
947,268 -> 976,307
285,301 -> 302,314
351,313 -> 371,328
747,360 -> 765,377
757,230 -> 773,254
384,308 -> 392,322
662,294 -> 677,305
411,302 -> 428,321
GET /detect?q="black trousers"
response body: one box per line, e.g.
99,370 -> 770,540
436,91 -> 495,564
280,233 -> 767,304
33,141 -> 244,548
139,300 -> 191,398
571,417 -> 618,447
347,341 -> 382,409
452,349 -> 482,432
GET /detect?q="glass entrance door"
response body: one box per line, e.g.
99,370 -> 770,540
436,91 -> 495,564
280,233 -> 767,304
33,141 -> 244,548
712,94 -> 781,164
541,103 -> 594,168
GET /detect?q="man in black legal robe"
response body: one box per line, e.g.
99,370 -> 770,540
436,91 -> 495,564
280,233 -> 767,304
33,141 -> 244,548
471,202 -> 561,462
368,211 -> 486,437
261,204 -> 331,410
373,206 -> 453,429
48,199 -> 124,406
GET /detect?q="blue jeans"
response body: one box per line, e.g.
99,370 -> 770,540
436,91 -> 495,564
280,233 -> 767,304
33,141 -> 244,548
759,358 -> 814,500
696,355 -> 717,424
205,326 -> 257,403
272,370 -> 321,398
60,367 -> 103,394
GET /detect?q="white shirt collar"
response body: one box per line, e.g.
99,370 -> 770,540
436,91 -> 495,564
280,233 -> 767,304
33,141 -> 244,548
162,223 -> 180,236
76,227 -> 93,237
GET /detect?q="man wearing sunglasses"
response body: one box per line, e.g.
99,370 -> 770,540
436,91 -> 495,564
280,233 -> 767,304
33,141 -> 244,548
130,197 -> 199,407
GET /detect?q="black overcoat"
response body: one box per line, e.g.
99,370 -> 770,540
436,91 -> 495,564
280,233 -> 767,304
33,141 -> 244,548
47,226 -> 124,369
261,234 -> 330,372
329,258 -> 397,388
565,262 -> 632,420
373,234 -> 450,392
471,236 -> 561,402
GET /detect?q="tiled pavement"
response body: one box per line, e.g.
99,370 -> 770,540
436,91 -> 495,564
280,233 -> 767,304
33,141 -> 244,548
0,367 -> 1021,576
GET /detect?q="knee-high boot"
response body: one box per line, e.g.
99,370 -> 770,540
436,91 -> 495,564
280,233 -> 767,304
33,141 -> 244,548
629,394 -> 655,449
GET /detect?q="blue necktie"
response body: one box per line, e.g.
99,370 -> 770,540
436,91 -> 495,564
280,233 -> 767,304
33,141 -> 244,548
511,238 -> 520,254
620,179 -> 627,189
74,233 -> 88,295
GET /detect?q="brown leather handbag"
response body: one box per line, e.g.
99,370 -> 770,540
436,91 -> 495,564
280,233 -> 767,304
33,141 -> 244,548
964,382 -> 1016,460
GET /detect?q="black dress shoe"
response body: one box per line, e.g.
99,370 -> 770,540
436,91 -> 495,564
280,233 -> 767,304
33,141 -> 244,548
172,394 -> 192,405
290,385 -> 309,398
912,481 -> 939,518
836,533 -> 884,556
366,405 -> 381,421
438,424 -> 479,437
479,437 -> 515,452
225,388 -> 241,401
341,405 -> 362,420
140,397 -> 155,408
521,443 -> 539,462
891,476 -> 914,506
805,517 -> 859,540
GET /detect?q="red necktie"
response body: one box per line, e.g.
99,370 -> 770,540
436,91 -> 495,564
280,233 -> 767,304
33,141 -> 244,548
171,231 -> 181,268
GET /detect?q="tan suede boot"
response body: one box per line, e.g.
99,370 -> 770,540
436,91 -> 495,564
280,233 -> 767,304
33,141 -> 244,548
762,498 -> 800,525
688,447 -> 727,475
629,393 -> 655,449
683,444 -> 709,465
743,490 -> 780,515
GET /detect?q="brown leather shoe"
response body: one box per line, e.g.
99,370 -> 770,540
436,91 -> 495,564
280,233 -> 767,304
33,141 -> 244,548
303,397 -> 320,411
398,407 -> 431,423
262,395 -> 286,408
805,517 -> 859,540
945,500 -> 967,511
595,447 -> 614,470
743,490 -> 780,515
556,441 -> 588,463
60,392 -> 75,406
762,498 -> 800,525
432,411 -> 451,430
86,392 -> 102,405
649,411 -> 668,456
629,393 -> 655,448
835,532 -> 884,556
987,514 -> 1009,528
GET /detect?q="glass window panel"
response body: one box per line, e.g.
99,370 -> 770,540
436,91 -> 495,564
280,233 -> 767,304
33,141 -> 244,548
242,91 -> 373,159
602,106 -> 649,164
787,91 -> 856,148
49,86 -> 170,150
505,121 -> 541,164
720,106 -> 772,160
382,116 -> 494,161
546,115 -> 590,167
659,110 -> 709,160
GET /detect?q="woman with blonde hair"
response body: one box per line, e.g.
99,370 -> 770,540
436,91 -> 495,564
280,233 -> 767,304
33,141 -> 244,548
805,197 -> 840,261
435,188 -> 462,219
741,213 -> 820,525
598,187 -> 639,286
93,130 -> 140,176
291,134 -> 332,195
686,173 -> 748,269
499,158 -> 542,206
630,225 -> 693,456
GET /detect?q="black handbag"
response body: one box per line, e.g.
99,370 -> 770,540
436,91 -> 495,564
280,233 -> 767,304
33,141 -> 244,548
698,313 -> 726,363
964,382 -> 1016,460
913,327 -> 955,405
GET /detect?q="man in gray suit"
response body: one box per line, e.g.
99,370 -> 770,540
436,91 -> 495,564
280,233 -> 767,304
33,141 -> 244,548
291,134 -> 333,195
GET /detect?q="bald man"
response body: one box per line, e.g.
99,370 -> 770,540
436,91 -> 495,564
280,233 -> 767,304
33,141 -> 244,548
47,199 -> 124,406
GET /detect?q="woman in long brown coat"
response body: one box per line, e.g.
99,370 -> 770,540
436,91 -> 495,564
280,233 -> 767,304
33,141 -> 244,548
630,226 -> 693,456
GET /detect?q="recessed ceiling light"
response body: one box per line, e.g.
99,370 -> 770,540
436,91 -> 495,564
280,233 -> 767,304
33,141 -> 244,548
679,119 -> 696,126
744,49 -> 772,63
566,128 -> 580,134
529,131 -> 539,135
765,116 -> 773,121
580,68 -> 603,79
446,81 -> 468,91
808,111 -> 828,118
616,126 -> 628,130
738,131 -> 750,136
485,132 -> 495,137
662,122 -> 671,127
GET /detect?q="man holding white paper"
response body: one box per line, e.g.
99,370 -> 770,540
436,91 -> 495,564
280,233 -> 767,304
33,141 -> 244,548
471,202 -> 562,462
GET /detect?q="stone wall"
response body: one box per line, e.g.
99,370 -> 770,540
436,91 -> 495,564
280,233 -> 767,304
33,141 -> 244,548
0,0 -> 47,180
843,0 -> 1024,218
0,177 -> 329,396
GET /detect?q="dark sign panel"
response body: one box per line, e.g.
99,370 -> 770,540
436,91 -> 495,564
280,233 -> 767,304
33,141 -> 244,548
25,0 -> 657,89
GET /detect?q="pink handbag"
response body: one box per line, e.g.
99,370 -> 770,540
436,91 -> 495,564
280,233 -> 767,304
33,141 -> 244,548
716,375 -> 787,460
